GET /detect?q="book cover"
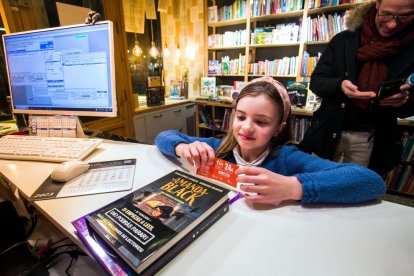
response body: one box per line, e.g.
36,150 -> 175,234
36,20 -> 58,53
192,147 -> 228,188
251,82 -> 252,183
85,170 -> 229,274
286,81 -> 309,108
216,85 -> 233,101
207,5 -> 218,22
72,201 -> 229,276
208,60 -> 219,74
200,77 -> 216,98
169,80 -> 182,98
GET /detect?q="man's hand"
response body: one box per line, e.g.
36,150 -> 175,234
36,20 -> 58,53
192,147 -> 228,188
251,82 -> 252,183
341,80 -> 376,99
380,83 -> 410,107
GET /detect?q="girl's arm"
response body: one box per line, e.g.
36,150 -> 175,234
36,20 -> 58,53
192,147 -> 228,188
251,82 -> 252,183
284,147 -> 386,204
155,130 -> 222,167
239,146 -> 385,205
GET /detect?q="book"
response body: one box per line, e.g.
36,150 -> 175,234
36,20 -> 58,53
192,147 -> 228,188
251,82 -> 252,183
148,76 -> 161,87
208,60 -> 219,74
216,85 -> 233,101
286,81 -> 309,108
207,5 -> 218,22
72,201 -> 229,276
169,80 -> 182,97
233,81 -> 248,100
85,170 -> 229,274
200,77 -> 216,98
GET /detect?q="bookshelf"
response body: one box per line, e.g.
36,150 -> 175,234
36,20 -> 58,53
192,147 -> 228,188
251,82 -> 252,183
385,120 -> 414,196
203,0 -> 369,142
204,0 -> 370,86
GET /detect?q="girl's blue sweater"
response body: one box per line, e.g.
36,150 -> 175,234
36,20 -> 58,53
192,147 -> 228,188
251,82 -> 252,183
155,130 -> 386,204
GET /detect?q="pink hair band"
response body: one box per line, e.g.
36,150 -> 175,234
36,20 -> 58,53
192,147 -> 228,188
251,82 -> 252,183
249,76 -> 291,123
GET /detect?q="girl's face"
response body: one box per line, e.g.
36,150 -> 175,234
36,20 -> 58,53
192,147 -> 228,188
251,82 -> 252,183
232,94 -> 284,161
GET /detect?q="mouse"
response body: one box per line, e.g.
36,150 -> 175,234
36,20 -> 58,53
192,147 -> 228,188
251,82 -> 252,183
51,160 -> 90,182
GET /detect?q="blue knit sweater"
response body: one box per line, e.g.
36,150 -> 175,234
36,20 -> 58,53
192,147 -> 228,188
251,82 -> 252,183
155,130 -> 386,204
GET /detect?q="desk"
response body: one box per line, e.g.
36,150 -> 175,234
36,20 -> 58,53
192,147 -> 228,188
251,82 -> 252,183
1,140 -> 414,276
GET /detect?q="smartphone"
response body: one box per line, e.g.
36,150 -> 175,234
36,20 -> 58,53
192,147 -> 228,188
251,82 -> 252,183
376,78 -> 406,100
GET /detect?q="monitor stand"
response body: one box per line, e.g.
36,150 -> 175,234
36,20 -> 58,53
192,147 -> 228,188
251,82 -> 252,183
75,117 -> 87,138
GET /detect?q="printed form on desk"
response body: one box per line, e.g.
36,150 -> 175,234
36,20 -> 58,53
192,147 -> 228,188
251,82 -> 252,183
30,159 -> 136,200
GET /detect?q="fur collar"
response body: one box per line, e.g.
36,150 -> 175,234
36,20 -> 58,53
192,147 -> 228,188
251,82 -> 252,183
345,2 -> 376,32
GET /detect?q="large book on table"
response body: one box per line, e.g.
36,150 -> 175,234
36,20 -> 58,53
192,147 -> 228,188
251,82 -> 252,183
84,170 -> 229,275
72,201 -> 229,275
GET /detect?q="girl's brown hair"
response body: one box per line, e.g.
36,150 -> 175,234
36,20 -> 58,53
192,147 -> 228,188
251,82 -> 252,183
216,81 -> 292,159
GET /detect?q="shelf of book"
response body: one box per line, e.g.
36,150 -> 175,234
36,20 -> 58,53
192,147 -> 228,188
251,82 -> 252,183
207,74 -> 245,77
307,2 -> 363,15
204,0 -> 371,87
247,74 -> 297,78
305,41 -> 330,45
207,18 -> 247,27
250,10 -> 304,21
384,124 -> 414,197
249,42 -> 301,48
208,46 -> 246,50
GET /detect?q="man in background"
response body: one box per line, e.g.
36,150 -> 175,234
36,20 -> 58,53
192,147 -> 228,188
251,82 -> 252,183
300,0 -> 414,175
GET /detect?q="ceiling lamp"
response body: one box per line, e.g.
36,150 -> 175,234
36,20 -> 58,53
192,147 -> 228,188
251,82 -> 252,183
149,20 -> 159,58
132,33 -> 142,57
175,43 -> 181,58
163,43 -> 170,57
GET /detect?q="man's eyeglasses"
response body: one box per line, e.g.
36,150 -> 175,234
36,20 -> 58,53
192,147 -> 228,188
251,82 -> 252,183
378,13 -> 414,23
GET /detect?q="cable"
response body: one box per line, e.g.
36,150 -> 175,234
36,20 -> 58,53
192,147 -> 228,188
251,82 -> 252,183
43,249 -> 86,270
65,255 -> 76,275
40,243 -> 78,264
0,240 -> 28,257
37,237 -> 69,255
23,214 -> 38,240
65,249 -> 85,276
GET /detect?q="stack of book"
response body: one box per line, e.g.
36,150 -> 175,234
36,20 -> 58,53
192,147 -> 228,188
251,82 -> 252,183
73,170 -> 229,275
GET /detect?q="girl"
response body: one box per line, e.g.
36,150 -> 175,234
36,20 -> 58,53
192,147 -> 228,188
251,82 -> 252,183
155,76 -> 386,206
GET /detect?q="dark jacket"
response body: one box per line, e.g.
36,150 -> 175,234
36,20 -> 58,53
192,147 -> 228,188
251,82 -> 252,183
299,4 -> 414,174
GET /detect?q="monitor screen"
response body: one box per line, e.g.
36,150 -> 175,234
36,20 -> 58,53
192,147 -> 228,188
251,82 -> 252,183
2,21 -> 117,117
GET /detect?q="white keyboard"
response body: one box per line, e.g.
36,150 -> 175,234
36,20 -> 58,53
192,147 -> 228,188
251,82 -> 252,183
0,135 -> 102,162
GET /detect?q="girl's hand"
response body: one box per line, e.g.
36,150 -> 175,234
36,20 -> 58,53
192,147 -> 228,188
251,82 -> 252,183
236,166 -> 303,205
175,142 -> 215,168
380,83 -> 410,107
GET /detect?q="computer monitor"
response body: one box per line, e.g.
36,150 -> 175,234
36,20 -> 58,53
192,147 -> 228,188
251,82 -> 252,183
1,21 -> 117,118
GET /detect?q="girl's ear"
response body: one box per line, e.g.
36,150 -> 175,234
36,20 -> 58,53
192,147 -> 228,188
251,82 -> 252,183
274,122 -> 287,137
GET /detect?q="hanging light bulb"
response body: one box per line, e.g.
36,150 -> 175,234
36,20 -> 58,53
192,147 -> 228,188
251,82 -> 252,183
132,33 -> 142,57
176,43 -> 181,58
163,43 -> 170,57
149,20 -> 159,58
185,44 -> 195,60
149,41 -> 158,58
